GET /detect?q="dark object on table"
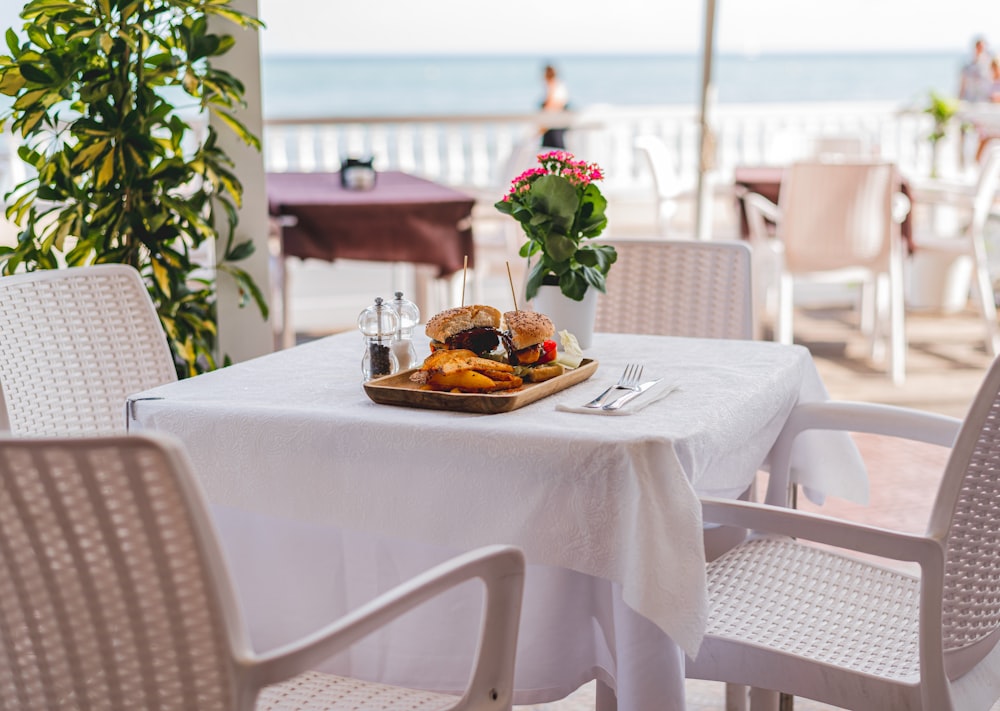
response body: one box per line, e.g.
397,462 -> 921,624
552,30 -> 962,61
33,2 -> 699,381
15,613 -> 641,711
340,157 -> 377,190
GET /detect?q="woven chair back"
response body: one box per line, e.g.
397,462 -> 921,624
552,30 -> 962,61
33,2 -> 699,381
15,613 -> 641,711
0,265 -> 177,435
595,239 -> 754,339
0,435 -> 242,711
932,356 -> 1000,658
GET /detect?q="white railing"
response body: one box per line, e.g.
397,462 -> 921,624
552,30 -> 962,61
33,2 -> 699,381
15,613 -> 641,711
261,102 -> 962,200
0,102 -> 964,205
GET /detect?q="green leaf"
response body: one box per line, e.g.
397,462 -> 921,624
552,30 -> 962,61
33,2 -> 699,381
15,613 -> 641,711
213,110 -> 260,150
19,63 -> 53,84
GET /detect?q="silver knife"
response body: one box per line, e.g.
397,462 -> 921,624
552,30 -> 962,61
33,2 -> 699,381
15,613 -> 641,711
602,379 -> 663,411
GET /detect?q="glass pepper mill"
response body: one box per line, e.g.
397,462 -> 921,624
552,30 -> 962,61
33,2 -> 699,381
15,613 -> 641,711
358,297 -> 399,381
390,291 -> 420,371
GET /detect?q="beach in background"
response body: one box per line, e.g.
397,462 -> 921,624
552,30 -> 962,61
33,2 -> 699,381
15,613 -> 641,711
261,52 -> 964,118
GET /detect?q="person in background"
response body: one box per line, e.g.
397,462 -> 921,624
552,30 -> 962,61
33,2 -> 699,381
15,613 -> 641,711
975,56 -> 1000,161
540,64 -> 569,149
960,36 -> 991,102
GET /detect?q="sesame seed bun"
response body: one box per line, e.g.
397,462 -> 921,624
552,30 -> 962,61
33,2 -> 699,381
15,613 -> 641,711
503,310 -> 555,351
425,305 -> 502,344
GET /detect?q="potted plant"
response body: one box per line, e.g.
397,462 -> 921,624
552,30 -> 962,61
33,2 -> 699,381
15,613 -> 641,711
0,0 -> 267,378
494,150 -> 617,347
924,91 -> 959,178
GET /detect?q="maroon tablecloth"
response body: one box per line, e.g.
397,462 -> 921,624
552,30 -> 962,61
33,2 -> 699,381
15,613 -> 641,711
267,171 -> 476,277
733,166 -> 914,253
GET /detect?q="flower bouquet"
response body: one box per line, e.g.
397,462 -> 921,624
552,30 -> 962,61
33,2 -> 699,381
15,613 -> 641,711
495,150 -> 617,301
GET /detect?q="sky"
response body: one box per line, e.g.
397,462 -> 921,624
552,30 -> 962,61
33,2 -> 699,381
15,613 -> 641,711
1,0 -> 999,57
252,0 -> 1000,56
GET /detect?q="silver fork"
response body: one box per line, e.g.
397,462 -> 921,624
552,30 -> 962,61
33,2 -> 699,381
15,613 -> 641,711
583,363 -> 644,408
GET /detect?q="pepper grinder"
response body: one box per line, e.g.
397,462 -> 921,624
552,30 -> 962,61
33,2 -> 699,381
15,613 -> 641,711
357,297 -> 399,381
390,291 -> 420,371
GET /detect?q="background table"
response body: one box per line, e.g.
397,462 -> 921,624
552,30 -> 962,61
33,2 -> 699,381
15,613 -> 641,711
733,165 -> 915,252
268,171 -> 476,277
127,332 -> 865,710
267,171 -> 476,340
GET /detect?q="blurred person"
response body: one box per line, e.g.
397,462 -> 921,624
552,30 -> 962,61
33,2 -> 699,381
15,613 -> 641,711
975,56 -> 1000,161
960,35 -> 991,102
540,64 -> 569,149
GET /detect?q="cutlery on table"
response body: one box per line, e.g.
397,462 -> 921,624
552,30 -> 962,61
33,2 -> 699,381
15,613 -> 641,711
583,363 -> 644,408
602,378 -> 665,411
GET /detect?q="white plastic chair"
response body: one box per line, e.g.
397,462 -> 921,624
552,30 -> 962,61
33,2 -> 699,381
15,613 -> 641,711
910,143 -> 1000,357
0,264 -> 178,435
0,432 -> 526,711
746,160 -> 910,384
687,355 -> 1000,710
634,135 -> 685,237
595,239 -> 754,340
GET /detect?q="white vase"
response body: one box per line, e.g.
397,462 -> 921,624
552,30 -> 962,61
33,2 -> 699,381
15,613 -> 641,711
530,283 -> 598,349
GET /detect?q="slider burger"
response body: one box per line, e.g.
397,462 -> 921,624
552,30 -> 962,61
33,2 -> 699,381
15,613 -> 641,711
425,304 -> 503,356
502,310 -> 564,383
410,348 -> 523,393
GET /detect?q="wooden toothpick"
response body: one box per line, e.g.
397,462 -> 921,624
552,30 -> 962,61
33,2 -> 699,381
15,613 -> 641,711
461,255 -> 468,307
506,262 -> 518,312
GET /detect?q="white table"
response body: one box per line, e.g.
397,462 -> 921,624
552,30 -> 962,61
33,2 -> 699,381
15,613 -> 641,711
127,332 -> 865,710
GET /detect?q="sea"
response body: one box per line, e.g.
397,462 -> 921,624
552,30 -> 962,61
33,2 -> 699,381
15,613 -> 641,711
260,52 -> 967,119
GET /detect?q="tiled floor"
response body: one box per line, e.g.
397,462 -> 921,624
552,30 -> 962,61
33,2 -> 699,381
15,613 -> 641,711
516,302 -> 997,711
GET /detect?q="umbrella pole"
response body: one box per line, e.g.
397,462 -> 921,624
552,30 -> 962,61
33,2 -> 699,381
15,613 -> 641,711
694,0 -> 718,242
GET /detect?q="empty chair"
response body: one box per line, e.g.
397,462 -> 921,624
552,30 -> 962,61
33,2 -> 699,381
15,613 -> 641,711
595,239 -> 754,340
0,433 -> 526,711
634,135 -> 685,237
687,355 -> 1000,710
910,142 -> 1000,357
745,160 -> 910,384
0,264 -> 177,435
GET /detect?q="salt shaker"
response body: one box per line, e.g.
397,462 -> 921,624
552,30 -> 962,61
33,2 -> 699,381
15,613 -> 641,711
390,291 -> 420,371
357,297 -> 400,380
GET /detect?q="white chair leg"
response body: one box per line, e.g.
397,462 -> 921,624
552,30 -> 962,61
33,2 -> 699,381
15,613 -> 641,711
725,683 -> 749,711
749,687 -> 780,711
889,266 -> 906,385
859,277 -> 875,335
776,273 -> 794,344
971,259 -> 1000,356
870,273 -> 888,363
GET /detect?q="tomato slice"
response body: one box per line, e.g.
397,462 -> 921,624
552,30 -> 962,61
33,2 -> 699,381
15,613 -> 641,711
539,339 -> 558,363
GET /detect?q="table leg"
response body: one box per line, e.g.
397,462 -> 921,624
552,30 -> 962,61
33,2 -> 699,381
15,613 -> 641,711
595,679 -> 617,711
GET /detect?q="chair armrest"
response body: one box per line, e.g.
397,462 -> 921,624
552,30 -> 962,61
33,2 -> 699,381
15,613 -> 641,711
701,496 -> 944,566
892,191 -> 911,223
247,544 -> 525,705
764,401 -> 960,506
742,190 -> 781,223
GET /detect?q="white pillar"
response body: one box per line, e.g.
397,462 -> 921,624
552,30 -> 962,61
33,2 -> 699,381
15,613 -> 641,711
694,0 -> 719,242
209,0 -> 275,362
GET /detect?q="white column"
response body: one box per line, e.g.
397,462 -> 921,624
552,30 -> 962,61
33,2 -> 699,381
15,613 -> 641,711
209,0 -> 275,362
694,0 -> 719,242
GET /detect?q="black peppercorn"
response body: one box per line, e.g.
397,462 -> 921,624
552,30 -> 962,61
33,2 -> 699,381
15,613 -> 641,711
369,341 -> 392,376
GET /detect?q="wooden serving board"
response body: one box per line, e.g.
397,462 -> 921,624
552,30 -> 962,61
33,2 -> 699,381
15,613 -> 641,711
363,359 -> 598,414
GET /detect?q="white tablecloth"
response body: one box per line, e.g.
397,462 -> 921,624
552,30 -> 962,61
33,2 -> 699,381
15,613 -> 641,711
127,332 -> 864,708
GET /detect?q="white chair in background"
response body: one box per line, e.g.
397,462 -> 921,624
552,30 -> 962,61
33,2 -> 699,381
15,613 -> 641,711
595,239 -> 754,340
909,142 -> 1000,357
0,264 -> 177,434
744,160 -> 910,384
634,135 -> 685,237
0,432 -> 526,711
687,352 -> 1000,711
